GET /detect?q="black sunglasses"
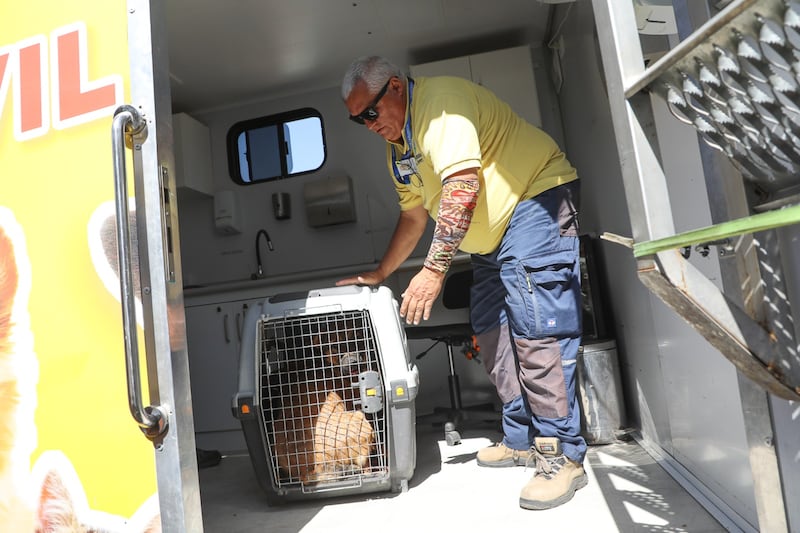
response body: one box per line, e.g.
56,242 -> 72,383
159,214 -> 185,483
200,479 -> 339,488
349,79 -> 391,125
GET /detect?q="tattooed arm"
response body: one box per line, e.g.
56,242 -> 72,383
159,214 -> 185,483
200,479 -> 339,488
424,168 -> 480,274
399,167 -> 479,325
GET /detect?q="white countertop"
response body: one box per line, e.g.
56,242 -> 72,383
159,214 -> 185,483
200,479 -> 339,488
182,253 -> 471,305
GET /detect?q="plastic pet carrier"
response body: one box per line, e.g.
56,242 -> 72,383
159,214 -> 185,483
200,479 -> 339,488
233,285 -> 418,502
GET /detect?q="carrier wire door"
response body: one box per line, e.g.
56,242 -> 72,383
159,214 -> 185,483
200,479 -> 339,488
260,309 -> 387,491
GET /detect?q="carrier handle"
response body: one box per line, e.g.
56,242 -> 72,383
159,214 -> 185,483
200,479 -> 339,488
111,105 -> 168,441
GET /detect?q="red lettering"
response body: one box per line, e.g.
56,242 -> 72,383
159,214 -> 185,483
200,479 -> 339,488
56,29 -> 116,122
2,23 -> 122,140
0,52 -> 8,89
18,42 -> 43,133
0,51 -> 8,121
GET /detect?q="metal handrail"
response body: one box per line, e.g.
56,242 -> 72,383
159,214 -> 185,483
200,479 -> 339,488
111,105 -> 167,440
632,203 -> 800,257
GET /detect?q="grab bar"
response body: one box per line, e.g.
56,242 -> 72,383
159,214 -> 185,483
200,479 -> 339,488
111,104 -> 168,441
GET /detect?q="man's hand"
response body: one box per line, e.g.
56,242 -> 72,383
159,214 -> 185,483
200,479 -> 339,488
400,267 -> 445,325
336,270 -> 384,286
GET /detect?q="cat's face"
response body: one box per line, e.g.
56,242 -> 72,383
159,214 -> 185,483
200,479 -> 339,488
31,451 -> 161,533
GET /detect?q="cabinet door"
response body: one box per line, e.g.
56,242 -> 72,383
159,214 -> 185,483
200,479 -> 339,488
185,303 -> 240,433
173,113 -> 214,195
410,47 -> 542,128
409,55 -> 471,79
469,46 -> 542,127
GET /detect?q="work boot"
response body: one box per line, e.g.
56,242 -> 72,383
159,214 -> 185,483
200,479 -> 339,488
519,437 -> 587,510
476,442 -> 530,467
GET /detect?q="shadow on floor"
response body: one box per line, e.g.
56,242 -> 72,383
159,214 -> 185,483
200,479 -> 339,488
586,441 -> 724,533
198,421 -> 501,533
198,422 -> 723,532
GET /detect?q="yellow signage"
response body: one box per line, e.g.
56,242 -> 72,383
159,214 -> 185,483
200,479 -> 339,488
1,3 -> 158,531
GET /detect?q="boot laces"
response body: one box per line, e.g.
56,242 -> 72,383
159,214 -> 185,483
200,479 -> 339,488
526,449 -> 566,480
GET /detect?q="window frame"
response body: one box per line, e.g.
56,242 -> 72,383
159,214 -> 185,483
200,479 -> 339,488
225,107 -> 327,185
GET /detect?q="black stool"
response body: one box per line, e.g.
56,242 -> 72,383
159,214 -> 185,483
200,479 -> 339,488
405,324 -> 499,445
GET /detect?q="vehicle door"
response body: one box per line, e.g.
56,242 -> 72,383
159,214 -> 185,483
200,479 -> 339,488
0,1 -> 200,531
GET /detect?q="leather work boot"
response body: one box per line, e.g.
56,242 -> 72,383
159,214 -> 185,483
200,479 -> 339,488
519,437 -> 587,510
476,442 -> 531,467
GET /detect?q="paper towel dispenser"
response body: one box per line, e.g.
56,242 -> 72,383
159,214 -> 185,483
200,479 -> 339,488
303,175 -> 356,227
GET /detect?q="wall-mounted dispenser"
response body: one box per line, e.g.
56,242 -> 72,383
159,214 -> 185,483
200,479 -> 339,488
272,192 -> 291,220
214,190 -> 243,234
303,175 -> 356,227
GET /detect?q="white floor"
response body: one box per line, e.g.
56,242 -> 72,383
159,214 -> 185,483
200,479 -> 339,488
197,423 -> 725,533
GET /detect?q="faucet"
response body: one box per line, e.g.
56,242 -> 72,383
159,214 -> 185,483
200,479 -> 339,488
254,229 -> 274,278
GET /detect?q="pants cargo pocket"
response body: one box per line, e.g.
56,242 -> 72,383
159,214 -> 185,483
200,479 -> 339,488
511,250 -> 581,339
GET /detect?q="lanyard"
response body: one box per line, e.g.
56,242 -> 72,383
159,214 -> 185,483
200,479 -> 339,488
391,78 -> 418,185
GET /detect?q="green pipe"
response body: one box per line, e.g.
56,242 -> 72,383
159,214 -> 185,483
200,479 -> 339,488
633,204 -> 800,258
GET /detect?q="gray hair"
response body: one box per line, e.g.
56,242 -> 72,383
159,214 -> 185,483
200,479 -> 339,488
341,56 -> 406,100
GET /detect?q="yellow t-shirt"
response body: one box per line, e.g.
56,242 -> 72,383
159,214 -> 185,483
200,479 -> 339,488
387,76 -> 577,254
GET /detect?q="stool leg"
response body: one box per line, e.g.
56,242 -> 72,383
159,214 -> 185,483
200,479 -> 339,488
446,342 -> 462,410
444,344 -> 463,446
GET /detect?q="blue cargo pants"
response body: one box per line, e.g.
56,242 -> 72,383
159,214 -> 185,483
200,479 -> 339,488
469,180 -> 586,464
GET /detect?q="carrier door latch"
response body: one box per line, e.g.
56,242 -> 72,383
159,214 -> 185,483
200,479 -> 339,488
359,370 -> 383,413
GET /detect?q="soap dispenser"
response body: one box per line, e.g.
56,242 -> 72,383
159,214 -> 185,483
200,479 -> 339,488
214,190 -> 243,234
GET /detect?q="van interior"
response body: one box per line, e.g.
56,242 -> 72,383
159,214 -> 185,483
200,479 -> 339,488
158,1 -> 800,531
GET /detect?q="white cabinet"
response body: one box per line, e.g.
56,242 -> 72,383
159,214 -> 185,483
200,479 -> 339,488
410,45 -> 542,127
173,112 -> 214,196
185,297 -> 261,450
410,55 -> 471,79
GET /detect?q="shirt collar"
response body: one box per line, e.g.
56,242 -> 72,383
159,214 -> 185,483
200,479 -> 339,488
389,77 -> 414,152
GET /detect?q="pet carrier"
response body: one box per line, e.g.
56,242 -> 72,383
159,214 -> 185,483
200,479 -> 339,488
233,285 -> 418,502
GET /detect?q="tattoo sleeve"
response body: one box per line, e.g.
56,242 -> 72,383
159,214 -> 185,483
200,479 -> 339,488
424,174 -> 479,274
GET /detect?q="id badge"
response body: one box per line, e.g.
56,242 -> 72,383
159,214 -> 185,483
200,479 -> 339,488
395,155 -> 419,178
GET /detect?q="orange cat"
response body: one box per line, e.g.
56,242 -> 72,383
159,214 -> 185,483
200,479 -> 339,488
272,383 -> 374,484
1,207 -> 37,532
30,451 -> 161,533
313,390 -> 374,481
1,207 -> 160,532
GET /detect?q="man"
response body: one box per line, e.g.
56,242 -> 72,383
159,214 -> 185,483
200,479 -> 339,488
338,55 -> 586,510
